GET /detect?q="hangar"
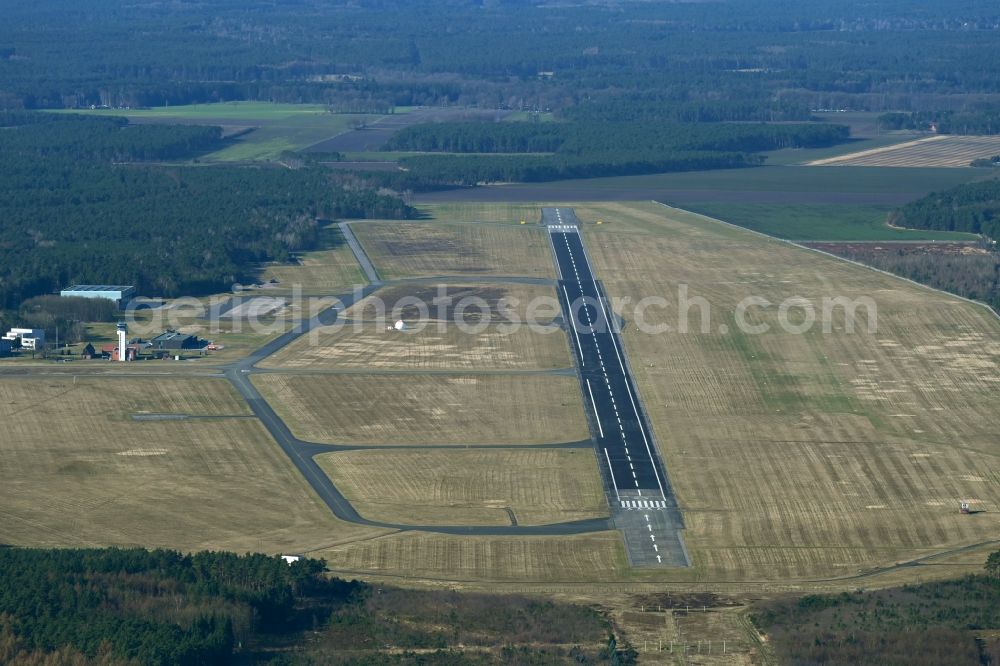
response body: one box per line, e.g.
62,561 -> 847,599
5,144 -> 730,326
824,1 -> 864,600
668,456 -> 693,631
60,285 -> 136,308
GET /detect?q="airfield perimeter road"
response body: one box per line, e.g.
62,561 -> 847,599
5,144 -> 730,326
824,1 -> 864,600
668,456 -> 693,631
544,208 -> 689,566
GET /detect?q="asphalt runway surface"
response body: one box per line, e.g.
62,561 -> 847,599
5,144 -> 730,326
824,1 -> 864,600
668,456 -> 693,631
545,208 -> 689,566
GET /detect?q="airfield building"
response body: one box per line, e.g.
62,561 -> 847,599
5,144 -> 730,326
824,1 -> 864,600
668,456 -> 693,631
150,330 -> 202,351
60,285 -> 135,308
3,327 -> 46,351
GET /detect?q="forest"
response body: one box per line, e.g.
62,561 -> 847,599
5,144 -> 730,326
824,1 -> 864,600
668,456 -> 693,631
0,547 -> 617,665
0,113 -> 411,308
3,0 -> 1000,122
890,178 -> 1000,241
752,551 -> 1000,665
383,121 -> 848,184
384,121 -> 849,155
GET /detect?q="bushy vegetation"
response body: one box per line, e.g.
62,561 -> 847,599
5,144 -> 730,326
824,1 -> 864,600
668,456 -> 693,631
310,587 -> 611,663
385,121 -> 847,184
0,547 -> 616,665
16,295 -> 119,344
753,551 -> 1000,665
0,113 -> 412,308
810,242 -> 1000,313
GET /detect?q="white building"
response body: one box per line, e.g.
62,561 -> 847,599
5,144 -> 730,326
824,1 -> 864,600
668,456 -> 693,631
3,328 -> 45,350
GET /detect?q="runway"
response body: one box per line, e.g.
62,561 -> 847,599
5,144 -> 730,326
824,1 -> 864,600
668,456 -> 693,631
545,208 -> 689,566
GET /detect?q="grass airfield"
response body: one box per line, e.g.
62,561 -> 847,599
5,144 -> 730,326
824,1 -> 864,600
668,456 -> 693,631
0,377 -> 386,553
4,198 -> 999,664
3,201 -> 998,598
310,201 -> 1000,588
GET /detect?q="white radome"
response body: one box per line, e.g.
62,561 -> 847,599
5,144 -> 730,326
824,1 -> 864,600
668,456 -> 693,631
394,320 -> 407,331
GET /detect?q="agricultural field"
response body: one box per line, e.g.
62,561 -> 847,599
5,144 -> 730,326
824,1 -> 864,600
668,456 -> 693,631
350,221 -> 556,279
0,376 -> 385,552
415,164 -> 985,207
252,373 -> 589,445
809,134 -> 1000,168
678,203 -> 976,241
60,102 -> 383,161
316,448 -> 607,526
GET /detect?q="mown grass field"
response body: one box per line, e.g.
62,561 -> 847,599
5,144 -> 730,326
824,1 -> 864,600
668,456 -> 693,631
351,222 -> 555,279
317,448 -> 607,526
257,225 -> 367,295
416,202 -> 546,225
574,201 -> 1000,581
0,377 -> 386,552
341,282 -> 560,322
262,320 -> 570,371
317,530 -> 630,583
313,201 -> 999,587
253,373 -> 589,445
677,202 -> 976,240
58,102 -> 382,161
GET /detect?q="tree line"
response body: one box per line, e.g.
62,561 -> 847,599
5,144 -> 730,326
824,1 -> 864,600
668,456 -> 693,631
0,546 -> 617,665
889,178 -> 1000,241
397,151 -> 763,187
0,547 -> 358,666
0,114 -> 412,309
383,120 -> 848,185
879,109 -> 1000,135
385,121 -> 848,155
0,111 -> 223,160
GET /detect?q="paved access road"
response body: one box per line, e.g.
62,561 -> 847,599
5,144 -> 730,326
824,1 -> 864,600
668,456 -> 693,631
544,207 -> 689,566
